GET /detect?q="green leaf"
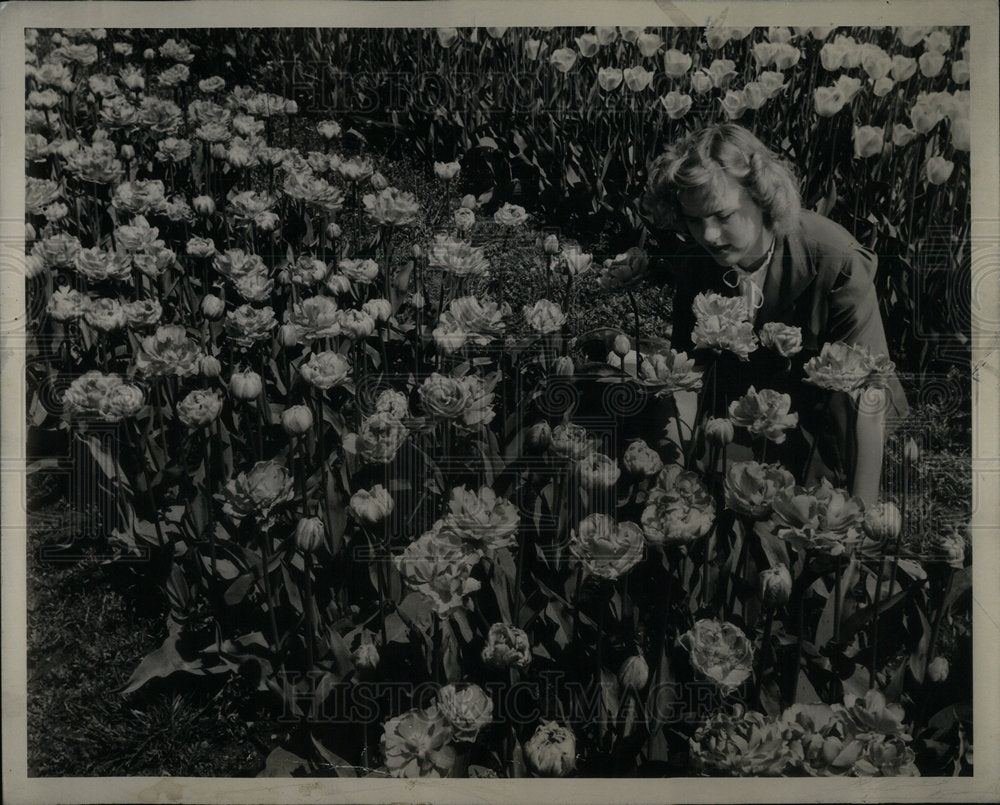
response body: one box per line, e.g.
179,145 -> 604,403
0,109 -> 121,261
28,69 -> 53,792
257,747 -> 309,777
225,573 -> 256,606
310,733 -> 357,777
121,631 -> 204,696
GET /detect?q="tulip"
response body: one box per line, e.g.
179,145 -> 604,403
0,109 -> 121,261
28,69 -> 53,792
853,126 -> 884,159
720,89 -> 748,120
543,234 -> 559,255
369,172 -> 389,191
813,87 -> 846,117
326,222 -> 342,240
620,26 -> 644,43
612,333 -> 631,358
282,404 -> 314,435
278,322 -> 300,348
918,51 -> 945,78
353,634 -> 380,671
660,91 -> 692,119
460,193 -> 477,210
705,417 -> 735,446
951,59 -> 970,84
192,195 -> 215,215
597,67 -> 623,92
864,501 -> 902,542
890,124 -> 915,148
636,33 -> 663,58
550,48 -> 578,73
200,293 -> 225,320
623,66 -> 654,92
927,656 -> 949,682
525,722 -> 576,777
618,655 -> 650,690
199,355 -> 222,378
924,29 -> 952,54
295,517 -> 325,553
890,54 -> 917,82
834,75 -> 862,102
524,39 -> 542,61
595,26 -> 618,46
575,34 -> 599,58
925,155 -> 954,184
486,27 -> 507,39
872,77 -> 895,98
903,437 -> 920,464
436,27 -> 459,48
229,370 -> 262,400
527,421 -> 552,451
743,83 -> 769,111
120,144 -> 135,161
551,356 -> 574,376
759,564 -> 793,606
752,42 -> 777,68
705,25 -> 730,50
951,117 -> 970,151
690,70 -> 713,94
662,48 -> 692,78
433,160 -> 460,180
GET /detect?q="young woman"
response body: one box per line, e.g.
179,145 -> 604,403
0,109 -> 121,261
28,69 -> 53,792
641,123 -> 908,505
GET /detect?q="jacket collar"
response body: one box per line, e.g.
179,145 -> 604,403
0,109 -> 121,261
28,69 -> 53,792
756,225 -> 814,326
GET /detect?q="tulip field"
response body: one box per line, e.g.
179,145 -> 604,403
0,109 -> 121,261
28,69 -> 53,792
24,25 -> 973,778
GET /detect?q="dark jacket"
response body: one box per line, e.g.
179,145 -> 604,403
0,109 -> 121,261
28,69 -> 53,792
663,210 -> 909,487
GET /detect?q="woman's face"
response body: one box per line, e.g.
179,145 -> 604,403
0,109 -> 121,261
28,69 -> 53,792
678,174 -> 771,268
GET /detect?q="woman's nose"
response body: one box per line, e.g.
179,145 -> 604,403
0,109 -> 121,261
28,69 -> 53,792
702,219 -> 722,244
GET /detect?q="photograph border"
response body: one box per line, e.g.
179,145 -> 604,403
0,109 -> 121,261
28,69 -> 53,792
2,1 -> 998,802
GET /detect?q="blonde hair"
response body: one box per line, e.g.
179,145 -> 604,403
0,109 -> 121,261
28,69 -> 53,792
642,124 -> 801,236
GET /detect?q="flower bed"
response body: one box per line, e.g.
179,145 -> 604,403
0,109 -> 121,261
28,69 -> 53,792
23,26 -> 972,778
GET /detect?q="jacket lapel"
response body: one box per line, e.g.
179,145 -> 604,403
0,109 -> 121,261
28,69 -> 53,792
756,227 -> 815,327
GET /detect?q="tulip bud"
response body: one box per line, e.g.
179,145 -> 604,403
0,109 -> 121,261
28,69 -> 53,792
411,244 -> 423,259
759,564 -> 793,606
143,48 -> 155,60
927,656 -> 949,683
120,144 -> 135,161
612,333 -> 631,358
353,633 -> 380,672
705,417 -> 735,447
295,516 -> 325,553
229,370 -> 262,400
200,293 -> 225,320
281,404 -> 313,435
411,291 -> 425,308
192,195 -> 216,216
370,171 -> 389,191
325,221 -> 341,239
618,655 -> 649,690
543,234 -> 559,255
863,501 -> 902,543
527,421 -> 552,451
903,437 -> 920,464
552,356 -> 574,376
460,194 -> 477,210
199,354 -> 221,378
278,323 -> 300,348
325,273 -> 352,296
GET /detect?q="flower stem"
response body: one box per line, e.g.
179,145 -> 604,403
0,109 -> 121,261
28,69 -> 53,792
754,606 -> 774,704
257,522 -> 280,649
303,552 -> 316,670
627,289 -> 642,377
